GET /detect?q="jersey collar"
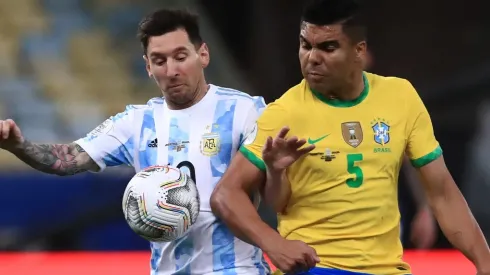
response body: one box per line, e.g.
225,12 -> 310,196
310,72 -> 369,108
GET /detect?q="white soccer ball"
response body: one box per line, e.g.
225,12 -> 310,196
122,165 -> 200,242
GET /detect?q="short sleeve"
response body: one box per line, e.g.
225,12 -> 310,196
75,106 -> 136,171
239,102 -> 289,171
239,96 -> 267,146
404,81 -> 442,168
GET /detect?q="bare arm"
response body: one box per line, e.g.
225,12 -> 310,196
264,169 -> 291,213
403,156 -> 429,209
10,141 -> 98,176
419,156 -> 490,271
211,152 -> 282,247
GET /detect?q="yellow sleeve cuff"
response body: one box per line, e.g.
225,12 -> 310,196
239,146 -> 266,171
410,146 -> 443,168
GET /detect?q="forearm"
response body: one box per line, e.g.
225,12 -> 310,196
264,169 -> 290,213
9,140 -> 94,176
211,187 -> 282,249
404,158 -> 428,208
431,181 -> 490,268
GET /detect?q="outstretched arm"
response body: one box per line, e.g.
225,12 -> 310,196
403,79 -> 490,272
11,141 -> 98,176
1,118 -> 98,176
402,156 -> 437,249
418,157 -> 490,272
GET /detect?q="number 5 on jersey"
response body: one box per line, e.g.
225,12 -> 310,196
346,153 -> 363,188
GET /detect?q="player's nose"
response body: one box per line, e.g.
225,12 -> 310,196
307,49 -> 322,65
166,60 -> 179,77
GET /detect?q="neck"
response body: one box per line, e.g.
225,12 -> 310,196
166,79 -> 209,110
319,72 -> 364,101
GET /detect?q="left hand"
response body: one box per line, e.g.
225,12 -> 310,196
262,126 -> 315,172
410,206 -> 437,249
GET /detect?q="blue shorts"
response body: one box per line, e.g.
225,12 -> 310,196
298,267 -> 411,275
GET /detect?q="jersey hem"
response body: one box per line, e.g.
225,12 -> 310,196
239,146 -> 266,171
410,145 -> 442,168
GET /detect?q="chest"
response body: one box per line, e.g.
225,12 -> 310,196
288,105 -> 408,192
136,111 -> 241,179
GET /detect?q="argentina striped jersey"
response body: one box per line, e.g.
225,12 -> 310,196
75,84 -> 271,275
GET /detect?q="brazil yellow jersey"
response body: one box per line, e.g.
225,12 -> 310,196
240,72 -> 442,275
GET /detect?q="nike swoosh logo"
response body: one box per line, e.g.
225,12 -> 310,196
307,134 -> 330,144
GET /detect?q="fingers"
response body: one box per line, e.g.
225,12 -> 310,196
297,144 -> 316,155
276,126 -> 290,139
1,120 -> 11,139
8,119 -> 22,139
263,136 -> 273,152
0,119 -> 21,141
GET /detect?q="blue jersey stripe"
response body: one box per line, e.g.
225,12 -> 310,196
210,99 -> 237,178
150,242 -> 162,275
212,222 -> 237,274
138,109 -> 157,169
167,116 -> 193,274
101,139 -> 134,166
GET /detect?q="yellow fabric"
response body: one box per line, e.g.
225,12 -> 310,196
240,72 -> 441,275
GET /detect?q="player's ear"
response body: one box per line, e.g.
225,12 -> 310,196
355,41 -> 367,61
143,55 -> 152,78
198,43 -> 210,69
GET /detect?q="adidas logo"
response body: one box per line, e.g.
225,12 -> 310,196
148,138 -> 158,148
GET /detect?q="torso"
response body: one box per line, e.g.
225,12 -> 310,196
278,73 -> 412,274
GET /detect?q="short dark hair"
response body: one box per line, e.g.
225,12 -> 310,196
137,8 -> 203,54
301,0 -> 366,43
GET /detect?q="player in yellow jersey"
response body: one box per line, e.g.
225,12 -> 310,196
210,0 -> 490,274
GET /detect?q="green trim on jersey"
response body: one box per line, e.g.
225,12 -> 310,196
410,146 -> 443,168
311,72 -> 370,108
239,146 -> 266,171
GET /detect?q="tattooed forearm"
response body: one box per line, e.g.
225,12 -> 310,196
11,141 -> 97,176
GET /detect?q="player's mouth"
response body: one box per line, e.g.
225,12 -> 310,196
307,72 -> 325,80
167,84 -> 185,90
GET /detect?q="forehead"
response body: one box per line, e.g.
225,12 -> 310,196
300,22 -> 346,43
147,29 -> 194,55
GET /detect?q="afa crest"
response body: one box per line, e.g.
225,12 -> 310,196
371,119 -> 390,145
200,125 -> 220,156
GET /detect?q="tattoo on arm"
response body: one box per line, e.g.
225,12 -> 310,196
12,141 -> 98,176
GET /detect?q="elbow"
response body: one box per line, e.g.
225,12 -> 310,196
210,186 -> 228,219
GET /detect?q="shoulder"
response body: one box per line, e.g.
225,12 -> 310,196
122,97 -> 164,115
276,81 -> 305,105
366,72 -> 418,98
109,98 -> 163,124
213,84 -> 266,110
255,81 -> 306,125
263,80 -> 305,116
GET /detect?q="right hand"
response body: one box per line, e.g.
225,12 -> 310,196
265,238 -> 320,274
0,119 -> 24,150
262,126 -> 315,172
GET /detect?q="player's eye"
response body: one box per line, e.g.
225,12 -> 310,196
152,59 -> 166,66
301,42 -> 312,50
319,42 -> 339,52
175,54 -> 187,62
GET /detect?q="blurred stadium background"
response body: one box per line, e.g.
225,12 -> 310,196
0,0 -> 488,274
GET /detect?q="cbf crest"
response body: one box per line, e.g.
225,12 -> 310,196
341,122 -> 363,148
371,118 -> 390,145
200,124 -> 220,156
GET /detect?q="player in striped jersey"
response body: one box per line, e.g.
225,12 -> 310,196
0,8 -> 270,275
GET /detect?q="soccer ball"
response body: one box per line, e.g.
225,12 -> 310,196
122,165 -> 200,242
